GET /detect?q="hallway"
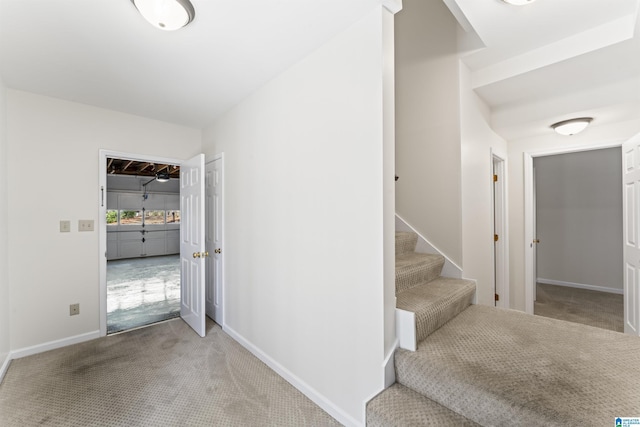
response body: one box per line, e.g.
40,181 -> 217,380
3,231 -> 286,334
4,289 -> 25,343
107,255 -> 180,334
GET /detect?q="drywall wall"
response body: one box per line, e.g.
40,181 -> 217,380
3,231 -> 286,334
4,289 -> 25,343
534,148 -> 623,292
459,62 -> 509,306
6,90 -> 201,351
395,0 -> 462,265
0,79 -> 9,371
202,7 -> 391,425
508,118 -> 640,311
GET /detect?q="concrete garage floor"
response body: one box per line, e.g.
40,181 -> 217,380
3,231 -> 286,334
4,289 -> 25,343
107,255 -> 180,334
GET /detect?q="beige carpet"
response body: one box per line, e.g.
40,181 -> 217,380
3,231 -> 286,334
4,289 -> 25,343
534,283 -> 623,332
395,304 -> 640,426
0,319 -> 340,427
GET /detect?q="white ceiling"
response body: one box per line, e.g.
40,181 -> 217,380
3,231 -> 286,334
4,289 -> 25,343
1,0 -> 639,140
0,0 -> 382,128
446,0 -> 640,140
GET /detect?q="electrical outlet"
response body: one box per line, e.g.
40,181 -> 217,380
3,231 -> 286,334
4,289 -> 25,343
78,220 -> 94,232
70,303 -> 80,316
60,220 -> 71,233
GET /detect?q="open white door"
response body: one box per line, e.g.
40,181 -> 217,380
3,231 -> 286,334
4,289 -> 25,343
623,133 -> 640,336
180,154 -> 206,337
205,157 -> 224,325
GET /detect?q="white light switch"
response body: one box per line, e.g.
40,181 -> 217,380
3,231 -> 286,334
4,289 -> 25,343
78,220 -> 94,232
60,220 -> 71,233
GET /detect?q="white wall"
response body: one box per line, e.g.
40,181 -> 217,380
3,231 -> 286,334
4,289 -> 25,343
508,118 -> 640,310
459,62 -> 508,305
395,0 -> 462,265
202,7 -> 392,425
534,147 -> 623,292
0,79 -> 10,372
6,90 -> 201,351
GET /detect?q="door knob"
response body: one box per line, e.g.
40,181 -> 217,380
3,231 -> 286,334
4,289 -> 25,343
193,252 -> 201,258
203,251 -> 210,257
214,248 -> 222,254
534,239 -> 540,244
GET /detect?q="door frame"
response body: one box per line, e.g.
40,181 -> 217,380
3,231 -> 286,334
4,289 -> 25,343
523,141 -> 622,315
491,151 -> 509,308
98,149 -> 184,337
205,153 -> 225,327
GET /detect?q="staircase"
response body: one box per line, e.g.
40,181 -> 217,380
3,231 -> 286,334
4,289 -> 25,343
367,231 -> 640,426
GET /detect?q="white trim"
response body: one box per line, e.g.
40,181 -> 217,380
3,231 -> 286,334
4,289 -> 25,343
382,0 -> 402,14
395,308 -> 416,351
395,214 -> 462,278
99,149 -> 184,337
537,278 -> 624,295
491,150 -> 510,309
222,325 -> 361,427
383,337 -> 398,388
524,152 -> 535,314
523,141 -> 624,314
10,330 -> 100,360
0,353 -> 10,383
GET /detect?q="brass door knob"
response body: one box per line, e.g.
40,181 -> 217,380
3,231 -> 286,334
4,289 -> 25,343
203,251 -> 210,258
193,252 -> 201,258
214,248 -> 222,254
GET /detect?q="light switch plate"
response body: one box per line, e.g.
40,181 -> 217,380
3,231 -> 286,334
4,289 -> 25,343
78,220 -> 94,232
60,220 -> 71,233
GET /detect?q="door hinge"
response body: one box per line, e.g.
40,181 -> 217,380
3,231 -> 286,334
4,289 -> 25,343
495,293 -> 500,302
494,234 -> 499,242
493,174 -> 498,182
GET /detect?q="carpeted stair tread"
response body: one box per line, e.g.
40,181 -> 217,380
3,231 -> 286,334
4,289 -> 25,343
395,252 -> 444,293
366,383 -> 480,427
395,304 -> 640,426
395,231 -> 418,256
396,277 -> 475,343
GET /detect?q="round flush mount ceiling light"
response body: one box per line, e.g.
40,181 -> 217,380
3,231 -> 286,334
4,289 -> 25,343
131,0 -> 195,31
501,0 -> 536,5
550,117 -> 593,136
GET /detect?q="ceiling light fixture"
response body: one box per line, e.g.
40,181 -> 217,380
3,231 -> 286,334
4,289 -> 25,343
131,0 -> 195,31
550,117 -> 593,136
501,0 -> 536,5
155,171 -> 171,182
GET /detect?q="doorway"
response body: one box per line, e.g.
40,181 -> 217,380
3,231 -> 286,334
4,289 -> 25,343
527,147 -> 624,332
99,151 -> 185,336
103,157 -> 181,334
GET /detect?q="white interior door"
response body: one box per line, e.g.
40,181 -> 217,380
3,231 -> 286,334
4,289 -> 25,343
623,133 -> 640,336
180,153 -> 206,337
205,158 -> 223,324
532,166 -> 538,302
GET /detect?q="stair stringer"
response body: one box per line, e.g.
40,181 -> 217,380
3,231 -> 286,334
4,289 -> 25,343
395,214 -> 461,279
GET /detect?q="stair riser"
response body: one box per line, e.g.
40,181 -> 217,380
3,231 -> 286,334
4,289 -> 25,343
395,232 -> 417,256
415,287 -> 474,343
395,260 -> 443,293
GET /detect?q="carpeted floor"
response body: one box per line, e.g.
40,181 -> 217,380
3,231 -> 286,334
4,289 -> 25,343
0,319 -> 339,427
534,283 -> 623,332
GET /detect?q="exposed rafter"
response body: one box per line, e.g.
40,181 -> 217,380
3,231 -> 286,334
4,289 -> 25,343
107,158 -> 180,178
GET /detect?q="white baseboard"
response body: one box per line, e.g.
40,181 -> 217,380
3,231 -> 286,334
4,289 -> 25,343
0,352 -> 10,384
10,330 -> 100,360
222,325 -> 362,427
395,214 -> 462,278
537,278 -> 623,295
